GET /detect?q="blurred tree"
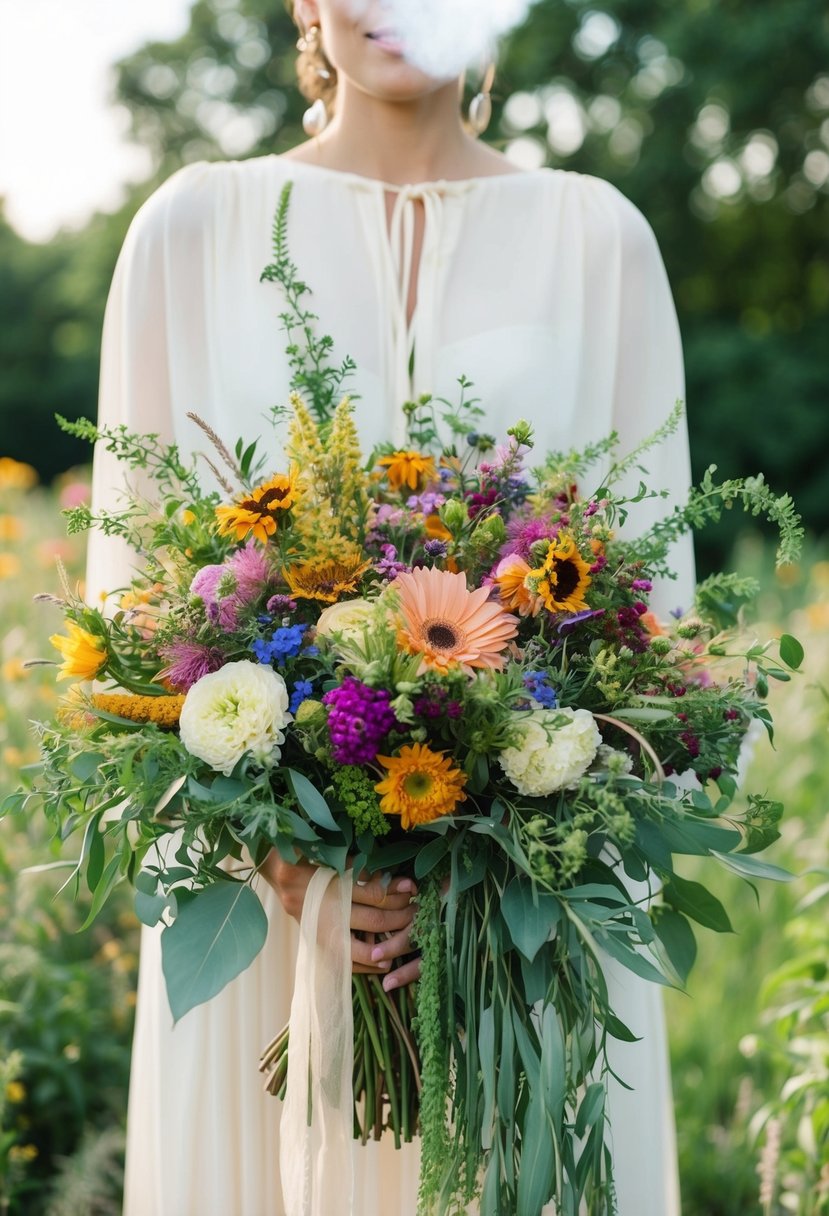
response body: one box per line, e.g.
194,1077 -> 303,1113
1,0 -> 826,561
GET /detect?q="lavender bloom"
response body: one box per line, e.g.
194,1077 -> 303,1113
323,676 -> 397,765
190,564 -> 224,604
159,639 -> 225,691
375,543 -> 409,582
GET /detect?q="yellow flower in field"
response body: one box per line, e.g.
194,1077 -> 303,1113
284,550 -> 372,603
0,457 -> 37,490
528,534 -> 592,615
375,743 -> 467,829
0,553 -> 21,579
91,692 -> 185,729
0,515 -> 23,541
2,658 -> 27,683
377,450 -> 436,492
5,1081 -> 25,1103
49,621 -> 107,681
215,471 -> 298,543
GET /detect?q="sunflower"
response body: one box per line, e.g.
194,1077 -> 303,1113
528,533 -> 592,614
215,471 -> 298,543
375,743 -> 467,828
284,549 -> 372,603
395,566 -> 517,674
493,554 -> 542,617
50,621 -> 107,681
377,450 -> 437,492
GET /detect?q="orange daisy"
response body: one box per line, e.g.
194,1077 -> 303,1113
215,471 -> 298,543
377,450 -> 436,492
493,554 -> 543,617
395,566 -> 518,674
375,743 -> 467,829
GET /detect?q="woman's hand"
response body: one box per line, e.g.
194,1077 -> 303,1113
260,851 -> 421,990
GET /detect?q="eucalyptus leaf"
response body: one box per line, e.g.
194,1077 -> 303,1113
135,888 -> 170,928
711,850 -> 795,883
414,835 -> 450,879
662,873 -> 733,932
161,881 -> 268,1022
286,769 -> 338,831
501,876 -> 560,963
653,909 -> 698,985
516,1090 -> 555,1216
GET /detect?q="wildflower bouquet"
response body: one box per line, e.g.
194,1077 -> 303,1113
8,186 -> 805,1216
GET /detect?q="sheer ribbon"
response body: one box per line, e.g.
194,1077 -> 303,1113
280,865 -> 355,1216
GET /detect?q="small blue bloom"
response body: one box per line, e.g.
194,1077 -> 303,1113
304,645 -> 320,658
290,679 -> 314,714
257,613 -> 272,625
522,671 -> 558,709
251,624 -> 306,665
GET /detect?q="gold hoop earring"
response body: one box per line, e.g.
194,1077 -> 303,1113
468,62 -> 496,137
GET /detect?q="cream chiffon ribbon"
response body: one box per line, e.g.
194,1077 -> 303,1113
280,865 -> 355,1216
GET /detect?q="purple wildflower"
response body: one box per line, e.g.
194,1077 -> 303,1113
228,541 -> 271,604
375,543 -> 409,582
266,593 -> 297,615
424,539 -> 448,560
159,639 -> 225,691
556,608 -> 606,635
190,564 -> 224,604
631,578 -> 653,593
323,676 -> 397,765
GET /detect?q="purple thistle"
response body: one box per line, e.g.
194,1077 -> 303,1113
323,677 -> 397,765
500,513 -> 559,562
228,541 -> 271,604
266,593 -> 297,615
159,639 -> 225,691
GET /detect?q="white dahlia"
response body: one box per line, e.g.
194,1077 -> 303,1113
315,597 -> 376,643
498,707 -> 601,797
179,660 -> 291,775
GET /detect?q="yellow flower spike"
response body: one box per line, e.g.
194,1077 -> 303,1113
375,743 -> 467,829
49,621 -> 107,682
377,450 -> 437,493
214,470 -> 298,543
90,693 -> 186,728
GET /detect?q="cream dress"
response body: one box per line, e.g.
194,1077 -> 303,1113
86,154 -> 693,1216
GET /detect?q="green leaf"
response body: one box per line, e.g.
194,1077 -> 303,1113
711,850 -> 795,883
501,876 -> 560,963
540,1004 -> 565,1125
517,1090 -> 555,1216
597,932 -> 673,987
574,1082 -> 606,1140
478,1005 -> 495,1151
414,835 -> 450,878
135,889 -> 169,927
779,633 -> 804,670
86,817 -> 105,894
653,909 -> 698,985
70,752 -> 105,782
286,770 -> 338,831
161,881 -> 268,1022
662,874 -> 733,932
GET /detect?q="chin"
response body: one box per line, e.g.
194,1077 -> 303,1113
356,62 -> 451,103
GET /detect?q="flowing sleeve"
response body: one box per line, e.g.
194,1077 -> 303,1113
85,164 -> 206,610
600,183 -> 697,618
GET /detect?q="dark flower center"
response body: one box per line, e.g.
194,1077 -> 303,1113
426,623 -> 459,651
551,558 -> 581,600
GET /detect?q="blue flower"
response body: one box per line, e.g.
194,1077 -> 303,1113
290,679 -> 315,714
252,624 -> 307,665
522,671 -> 558,709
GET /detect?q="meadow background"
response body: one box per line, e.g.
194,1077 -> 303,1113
1,0 -> 827,1212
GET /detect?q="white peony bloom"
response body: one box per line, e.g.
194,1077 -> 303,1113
498,707 -> 601,797
315,598 -> 376,643
179,660 -> 292,775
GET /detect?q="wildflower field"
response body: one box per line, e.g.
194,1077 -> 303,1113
0,465 -> 826,1215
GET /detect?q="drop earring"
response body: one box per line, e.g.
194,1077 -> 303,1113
297,25 -> 330,137
468,62 -> 496,137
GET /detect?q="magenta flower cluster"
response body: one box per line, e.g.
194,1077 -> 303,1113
322,676 -> 397,765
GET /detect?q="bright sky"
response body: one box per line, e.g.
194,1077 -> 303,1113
0,0 -> 195,243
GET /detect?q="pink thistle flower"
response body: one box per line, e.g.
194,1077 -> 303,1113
499,513 -> 560,562
190,564 -> 224,604
159,639 -> 225,691
228,541 -> 271,604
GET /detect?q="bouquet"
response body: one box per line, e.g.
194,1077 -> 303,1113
7,185 -> 805,1215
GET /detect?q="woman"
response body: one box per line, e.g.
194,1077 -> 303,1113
87,1 -> 693,1212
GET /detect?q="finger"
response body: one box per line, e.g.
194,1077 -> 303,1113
351,934 -> 392,971
369,923 -> 414,965
353,962 -> 392,974
350,904 -> 416,935
352,876 -> 417,911
383,957 -> 421,991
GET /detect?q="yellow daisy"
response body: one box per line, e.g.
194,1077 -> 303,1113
375,743 -> 467,829
284,549 -> 372,603
528,534 -> 592,614
377,450 -> 437,493
49,621 -> 107,682
215,471 -> 298,543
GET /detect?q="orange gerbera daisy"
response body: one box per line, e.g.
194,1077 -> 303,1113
215,471 -> 298,543
284,549 -> 372,603
528,534 -> 592,614
377,450 -> 436,492
375,743 -> 467,829
395,566 -> 518,674
493,554 -> 542,617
